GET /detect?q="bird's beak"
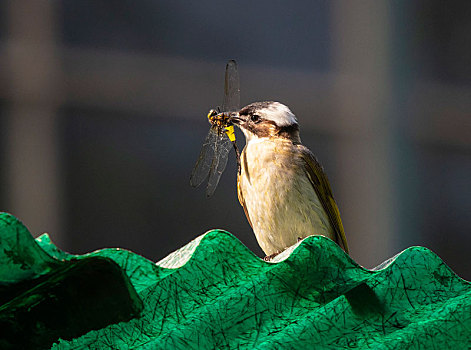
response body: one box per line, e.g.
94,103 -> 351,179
229,113 -> 244,126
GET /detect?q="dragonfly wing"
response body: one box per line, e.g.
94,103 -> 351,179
190,128 -> 218,188
222,60 -> 240,113
206,132 -> 233,197
192,60 -> 240,196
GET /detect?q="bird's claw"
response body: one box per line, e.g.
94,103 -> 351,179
263,251 -> 281,261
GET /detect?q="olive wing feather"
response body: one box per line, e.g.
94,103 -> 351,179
298,145 -> 349,253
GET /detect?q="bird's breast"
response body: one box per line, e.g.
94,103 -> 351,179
239,139 -> 333,255
240,140 -> 306,217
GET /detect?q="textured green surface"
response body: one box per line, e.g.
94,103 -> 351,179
0,213 -> 142,350
0,212 -> 470,349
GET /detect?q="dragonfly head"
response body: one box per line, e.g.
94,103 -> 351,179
208,109 -> 234,129
207,109 -> 218,123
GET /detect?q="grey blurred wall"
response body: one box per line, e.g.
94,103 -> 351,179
0,1 -> 470,278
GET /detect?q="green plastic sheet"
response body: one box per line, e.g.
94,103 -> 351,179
0,213 -> 142,350
0,212 -> 469,349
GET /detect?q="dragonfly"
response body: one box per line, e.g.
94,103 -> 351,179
190,60 -> 241,197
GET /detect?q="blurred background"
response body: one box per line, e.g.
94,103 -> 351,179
0,1 -> 470,278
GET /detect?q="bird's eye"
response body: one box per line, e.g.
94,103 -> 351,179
251,114 -> 261,123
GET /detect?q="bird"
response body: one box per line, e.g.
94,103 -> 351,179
230,101 -> 349,260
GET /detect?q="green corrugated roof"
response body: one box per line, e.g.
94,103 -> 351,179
0,212 -> 469,349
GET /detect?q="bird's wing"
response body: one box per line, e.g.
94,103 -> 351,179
237,173 -> 253,228
298,145 -> 349,253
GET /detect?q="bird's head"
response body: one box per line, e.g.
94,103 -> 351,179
230,101 -> 300,143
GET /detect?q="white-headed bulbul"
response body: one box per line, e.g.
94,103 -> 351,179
231,101 -> 349,260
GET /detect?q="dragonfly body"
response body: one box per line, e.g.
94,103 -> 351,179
207,109 -> 236,143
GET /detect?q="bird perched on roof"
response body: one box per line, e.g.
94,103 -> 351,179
230,101 -> 348,260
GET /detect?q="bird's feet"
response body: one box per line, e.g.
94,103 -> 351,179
263,251 -> 281,261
